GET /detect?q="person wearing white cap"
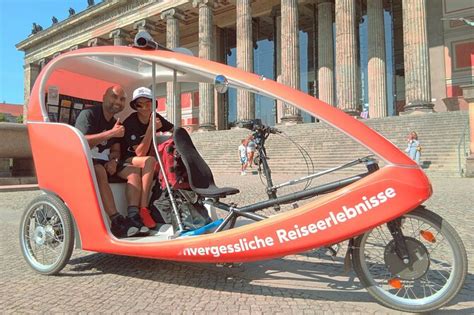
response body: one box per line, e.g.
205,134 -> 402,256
121,87 -> 174,229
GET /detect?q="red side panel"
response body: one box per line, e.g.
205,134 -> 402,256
27,123 -> 110,250
91,166 -> 432,262
45,70 -> 113,102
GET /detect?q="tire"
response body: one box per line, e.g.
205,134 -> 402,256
353,207 -> 467,313
19,193 -> 75,275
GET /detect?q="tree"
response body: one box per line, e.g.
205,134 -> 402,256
16,114 -> 24,124
0,113 -> 6,122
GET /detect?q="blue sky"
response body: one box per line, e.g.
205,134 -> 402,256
0,0 -> 88,105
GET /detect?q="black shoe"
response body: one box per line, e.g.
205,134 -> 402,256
128,214 -> 150,234
111,215 -> 139,238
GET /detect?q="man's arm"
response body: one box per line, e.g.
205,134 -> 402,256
103,142 -> 121,176
76,111 -> 124,148
108,142 -> 121,161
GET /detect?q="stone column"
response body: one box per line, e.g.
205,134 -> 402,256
318,0 -> 335,106
335,0 -> 360,115
236,0 -> 254,124
367,0 -> 387,118
161,9 -> 184,127
214,26 -> 227,130
401,0 -> 434,113
37,58 -> 51,71
272,6 -> 283,123
109,29 -> 126,66
392,0 -> 405,115
87,38 -> 107,47
109,29 -> 125,46
461,85 -> 474,177
133,19 -> 152,32
280,0 -> 302,124
193,0 -> 215,131
23,62 -> 40,121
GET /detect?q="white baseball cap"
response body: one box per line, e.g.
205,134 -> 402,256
130,87 -> 153,109
131,87 -> 152,102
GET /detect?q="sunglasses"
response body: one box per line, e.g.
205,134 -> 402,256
135,99 -> 152,109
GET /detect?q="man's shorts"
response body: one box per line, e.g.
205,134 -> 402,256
240,157 -> 248,164
93,159 -> 128,176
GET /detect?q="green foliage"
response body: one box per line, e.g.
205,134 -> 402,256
16,114 -> 23,124
0,113 -> 6,122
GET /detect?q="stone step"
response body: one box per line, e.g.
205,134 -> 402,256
189,111 -> 469,177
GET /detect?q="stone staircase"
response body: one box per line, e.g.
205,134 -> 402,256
191,111 -> 470,177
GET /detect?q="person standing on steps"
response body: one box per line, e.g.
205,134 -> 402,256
238,139 -> 248,175
405,131 -> 421,165
246,135 -> 257,169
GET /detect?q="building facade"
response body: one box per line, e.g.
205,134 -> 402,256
17,0 -> 474,130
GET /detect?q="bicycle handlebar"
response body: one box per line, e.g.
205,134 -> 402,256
249,121 -> 281,135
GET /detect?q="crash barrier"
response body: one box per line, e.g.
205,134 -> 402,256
0,122 -> 35,177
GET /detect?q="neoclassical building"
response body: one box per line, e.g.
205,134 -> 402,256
17,0 -> 474,130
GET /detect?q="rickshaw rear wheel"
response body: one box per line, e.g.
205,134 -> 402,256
19,193 -> 75,275
352,207 -> 467,313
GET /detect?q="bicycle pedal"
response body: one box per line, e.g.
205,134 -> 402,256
326,244 -> 341,260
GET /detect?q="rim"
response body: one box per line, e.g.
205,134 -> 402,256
359,213 -> 456,306
20,201 -> 66,271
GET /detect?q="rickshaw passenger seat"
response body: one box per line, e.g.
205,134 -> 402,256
173,127 -> 239,198
108,175 -> 127,184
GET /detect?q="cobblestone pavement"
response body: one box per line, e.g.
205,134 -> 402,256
1,173 -> 473,314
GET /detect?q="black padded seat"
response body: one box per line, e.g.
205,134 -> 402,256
173,127 -> 240,198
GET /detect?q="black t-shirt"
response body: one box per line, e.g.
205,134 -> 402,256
121,112 -> 173,160
75,105 -> 118,160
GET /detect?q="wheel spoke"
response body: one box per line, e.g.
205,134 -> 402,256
20,197 -> 73,274
354,209 -> 464,310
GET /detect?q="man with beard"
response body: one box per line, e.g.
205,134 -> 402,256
75,85 -> 148,238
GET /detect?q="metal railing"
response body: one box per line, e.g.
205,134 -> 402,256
457,119 -> 471,177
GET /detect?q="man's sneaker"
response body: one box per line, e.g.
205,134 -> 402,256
139,207 -> 157,229
110,215 -> 139,238
129,214 -> 150,234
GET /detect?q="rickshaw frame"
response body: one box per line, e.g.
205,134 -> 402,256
20,44 -> 469,313
25,46 -> 433,263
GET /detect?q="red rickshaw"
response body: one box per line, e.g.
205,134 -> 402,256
19,32 -> 467,313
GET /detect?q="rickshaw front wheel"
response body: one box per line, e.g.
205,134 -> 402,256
19,193 -> 75,275
352,207 -> 467,313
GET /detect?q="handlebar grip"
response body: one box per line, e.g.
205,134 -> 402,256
268,127 -> 281,134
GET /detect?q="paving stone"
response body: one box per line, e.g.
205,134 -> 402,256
0,174 -> 472,314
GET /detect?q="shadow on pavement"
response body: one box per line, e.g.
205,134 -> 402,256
62,248 -> 473,310
64,250 -> 371,303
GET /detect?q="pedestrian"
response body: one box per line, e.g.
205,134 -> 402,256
238,139 -> 248,175
246,135 -> 256,168
405,131 -> 421,165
